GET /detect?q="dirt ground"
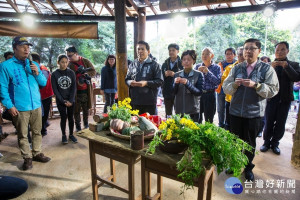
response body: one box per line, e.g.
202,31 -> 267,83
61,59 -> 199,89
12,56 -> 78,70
0,105 -> 299,200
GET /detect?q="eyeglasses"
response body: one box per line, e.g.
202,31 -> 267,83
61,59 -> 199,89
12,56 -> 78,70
243,47 -> 259,52
67,53 -> 75,58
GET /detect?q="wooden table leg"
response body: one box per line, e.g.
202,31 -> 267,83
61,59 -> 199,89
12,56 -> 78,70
147,171 -> 151,196
141,157 -> 150,200
89,141 -> 99,200
197,173 -> 207,200
128,161 -> 135,200
110,159 -> 116,182
157,175 -> 162,200
206,168 -> 214,200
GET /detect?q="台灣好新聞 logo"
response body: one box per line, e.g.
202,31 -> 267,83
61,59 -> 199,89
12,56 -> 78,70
225,177 -> 243,194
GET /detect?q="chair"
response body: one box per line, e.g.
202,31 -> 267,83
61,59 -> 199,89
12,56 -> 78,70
49,96 -> 60,118
92,88 -> 105,115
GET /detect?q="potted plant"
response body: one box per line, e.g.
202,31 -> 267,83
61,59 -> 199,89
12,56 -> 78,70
147,114 -> 253,191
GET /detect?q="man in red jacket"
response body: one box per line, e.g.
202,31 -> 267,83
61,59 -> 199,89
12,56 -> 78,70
31,52 -> 54,136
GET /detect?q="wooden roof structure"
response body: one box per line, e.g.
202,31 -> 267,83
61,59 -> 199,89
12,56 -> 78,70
1,0 -> 300,22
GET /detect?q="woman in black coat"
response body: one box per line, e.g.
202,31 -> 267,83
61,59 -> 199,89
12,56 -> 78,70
101,55 -> 117,113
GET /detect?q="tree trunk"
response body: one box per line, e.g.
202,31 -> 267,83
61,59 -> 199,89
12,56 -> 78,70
291,108 -> 300,167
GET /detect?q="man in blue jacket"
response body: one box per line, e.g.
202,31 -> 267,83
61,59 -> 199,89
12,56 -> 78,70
0,36 -> 51,170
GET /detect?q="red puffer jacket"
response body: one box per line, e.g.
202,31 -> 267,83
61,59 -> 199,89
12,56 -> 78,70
40,65 -> 54,100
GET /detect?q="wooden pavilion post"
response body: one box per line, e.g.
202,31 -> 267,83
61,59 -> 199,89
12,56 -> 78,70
137,7 -> 146,42
291,108 -> 300,167
114,0 -> 129,101
133,17 -> 138,59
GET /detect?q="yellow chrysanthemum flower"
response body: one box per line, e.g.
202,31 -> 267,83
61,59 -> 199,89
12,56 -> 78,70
166,129 -> 172,140
159,121 -> 167,130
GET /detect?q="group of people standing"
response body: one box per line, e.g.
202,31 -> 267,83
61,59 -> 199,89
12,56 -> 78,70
0,36 -> 299,185
122,39 -> 300,182
0,37 -> 96,171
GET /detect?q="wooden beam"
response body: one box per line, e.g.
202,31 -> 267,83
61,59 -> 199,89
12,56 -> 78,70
206,5 -> 211,10
248,0 -> 257,5
65,0 -> 82,15
226,3 -> 232,8
99,0 -> 114,16
144,0 -> 157,15
82,4 -> 87,13
6,0 -> 20,13
127,0 -> 138,12
0,11 -> 138,22
1,1 -> 299,22
45,0 -> 62,15
187,7 -> 192,12
83,0 -> 99,16
126,8 -> 133,17
28,0 -> 42,14
98,5 -> 104,15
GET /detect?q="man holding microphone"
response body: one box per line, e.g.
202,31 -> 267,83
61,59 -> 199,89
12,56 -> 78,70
0,36 -> 51,170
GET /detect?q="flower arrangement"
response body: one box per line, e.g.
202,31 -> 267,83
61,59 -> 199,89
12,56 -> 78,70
159,115 -> 199,141
147,114 -> 254,191
107,97 -> 139,122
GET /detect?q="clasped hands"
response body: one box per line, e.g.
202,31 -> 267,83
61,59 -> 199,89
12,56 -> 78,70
235,78 -> 256,88
165,70 -> 175,77
174,77 -> 188,85
198,66 -> 208,74
271,61 -> 288,68
64,100 -> 73,107
130,80 -> 147,87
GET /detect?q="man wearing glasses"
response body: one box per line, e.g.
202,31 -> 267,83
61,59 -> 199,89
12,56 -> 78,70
65,46 -> 96,132
223,38 -> 279,181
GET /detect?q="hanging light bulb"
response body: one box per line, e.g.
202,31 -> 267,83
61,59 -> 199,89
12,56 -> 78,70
263,4 -> 276,17
21,13 -> 36,28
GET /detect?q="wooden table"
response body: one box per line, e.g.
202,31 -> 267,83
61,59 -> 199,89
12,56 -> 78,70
78,129 -> 141,200
140,149 -> 214,200
79,129 -> 214,200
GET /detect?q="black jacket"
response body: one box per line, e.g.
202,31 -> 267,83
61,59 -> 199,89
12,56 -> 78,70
125,57 -> 163,105
272,58 -> 300,102
51,68 -> 76,105
174,70 -> 204,115
161,56 -> 183,99
100,65 -> 117,91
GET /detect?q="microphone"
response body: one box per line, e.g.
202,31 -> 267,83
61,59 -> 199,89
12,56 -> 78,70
28,53 -> 33,65
28,53 -> 36,75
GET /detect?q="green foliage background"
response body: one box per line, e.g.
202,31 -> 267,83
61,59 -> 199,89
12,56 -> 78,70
149,12 -> 296,64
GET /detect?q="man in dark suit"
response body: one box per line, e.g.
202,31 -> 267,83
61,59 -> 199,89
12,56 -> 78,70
260,41 -> 300,155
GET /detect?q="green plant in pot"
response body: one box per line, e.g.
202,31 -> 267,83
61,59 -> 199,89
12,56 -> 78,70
147,115 -> 253,191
